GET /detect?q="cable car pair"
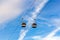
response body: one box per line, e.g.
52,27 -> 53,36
21,18 -> 37,28
22,22 -> 37,28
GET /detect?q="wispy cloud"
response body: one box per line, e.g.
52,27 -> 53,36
18,29 -> 28,40
42,18 -> 60,40
51,18 -> 60,28
32,28 -> 60,40
31,18 -> 60,40
43,28 -> 60,40
32,0 -> 48,19
37,16 -> 52,27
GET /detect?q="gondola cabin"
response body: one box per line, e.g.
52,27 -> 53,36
32,23 -> 37,28
22,22 -> 26,27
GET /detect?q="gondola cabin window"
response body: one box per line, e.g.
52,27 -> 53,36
22,22 -> 26,27
32,23 -> 37,28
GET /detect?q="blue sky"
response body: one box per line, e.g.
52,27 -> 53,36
0,0 -> 60,40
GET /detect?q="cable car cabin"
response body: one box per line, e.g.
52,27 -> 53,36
32,23 -> 37,28
22,22 -> 26,27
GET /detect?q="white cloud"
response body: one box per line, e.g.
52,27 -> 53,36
0,0 -> 26,24
31,36 -> 60,40
52,36 -> 60,40
44,36 -> 60,40
32,36 -> 43,40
